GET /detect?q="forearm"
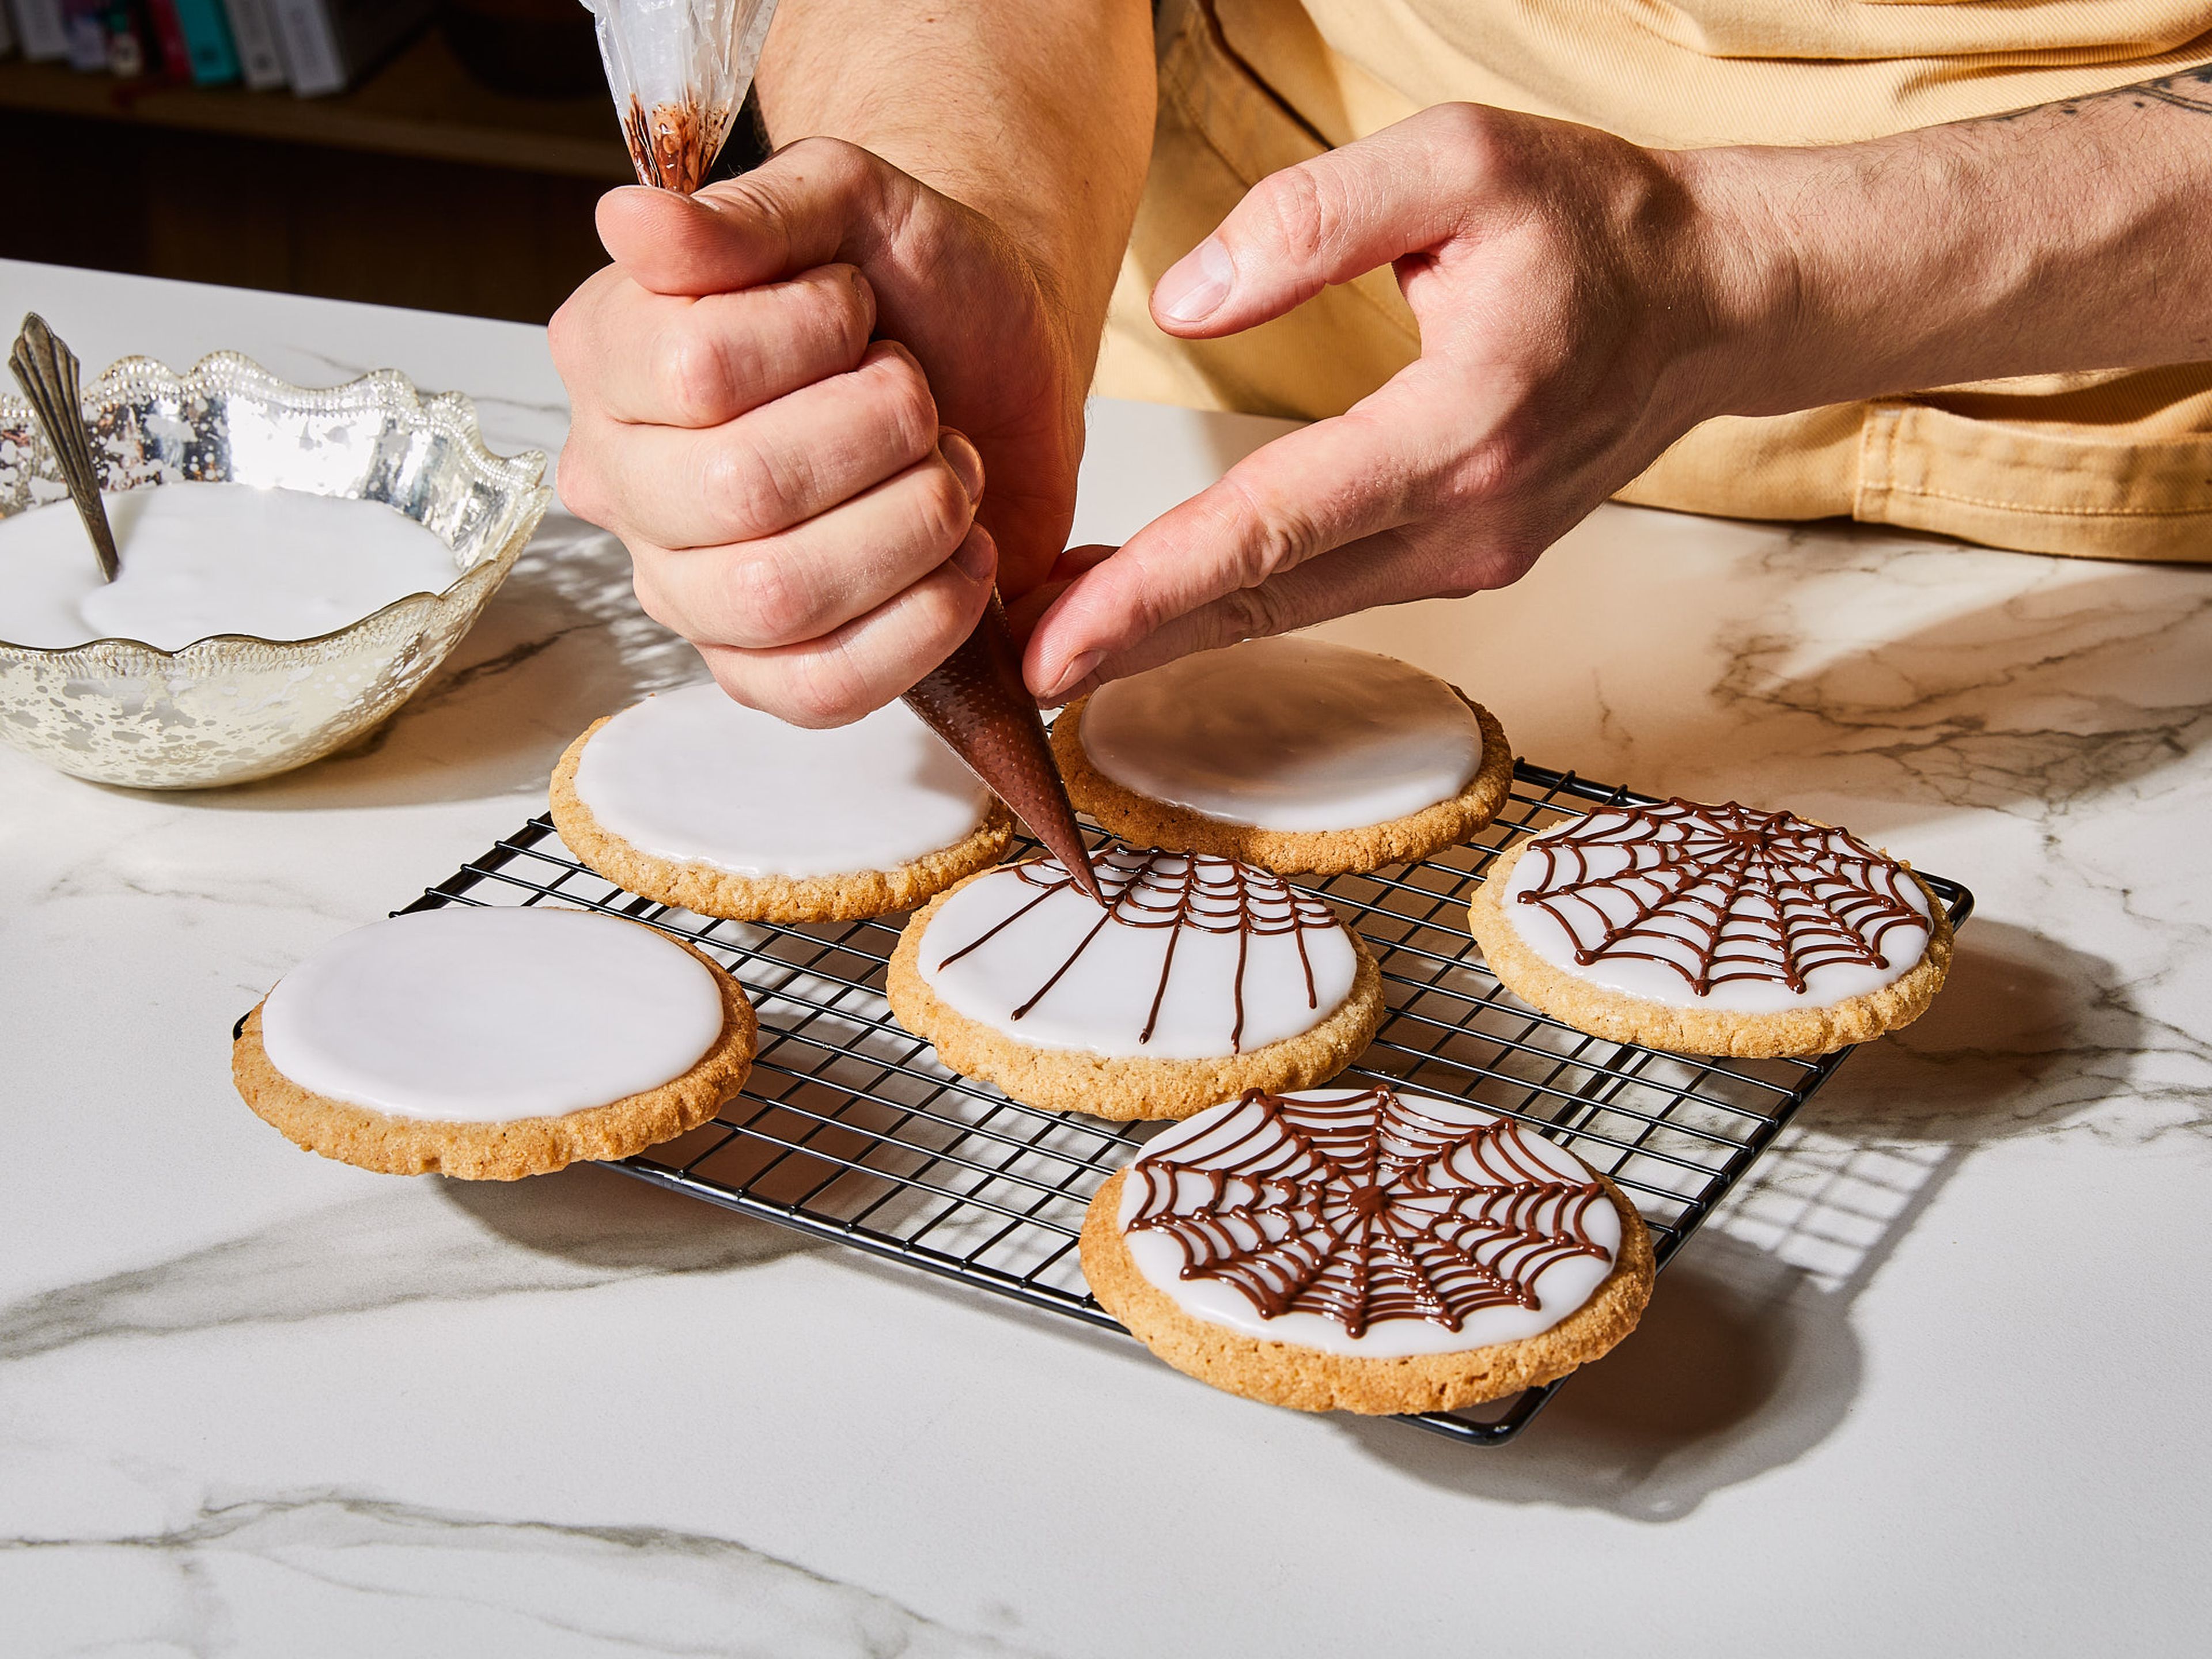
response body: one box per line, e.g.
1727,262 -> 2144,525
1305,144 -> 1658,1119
1685,65 -> 2212,416
755,0 -> 1155,373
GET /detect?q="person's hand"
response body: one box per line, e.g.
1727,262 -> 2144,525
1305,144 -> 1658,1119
1021,102 -> 1762,702
550,138 -> 1090,725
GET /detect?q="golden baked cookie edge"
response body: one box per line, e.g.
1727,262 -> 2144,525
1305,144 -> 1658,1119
550,714 -> 1014,922
231,931 -> 757,1180
1051,688 -> 1514,874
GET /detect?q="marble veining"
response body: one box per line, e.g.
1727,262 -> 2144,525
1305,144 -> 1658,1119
3,1488 -> 1048,1657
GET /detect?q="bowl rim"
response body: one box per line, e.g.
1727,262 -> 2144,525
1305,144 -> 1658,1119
0,350 -> 552,659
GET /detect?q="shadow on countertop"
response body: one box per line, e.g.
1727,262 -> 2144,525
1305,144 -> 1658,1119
1338,914 -> 2145,1519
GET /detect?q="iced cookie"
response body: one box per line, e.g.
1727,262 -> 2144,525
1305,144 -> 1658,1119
1050,637 -> 1515,874
1080,1085 -> 1653,1414
551,683 -> 1012,923
233,906 -> 757,1179
1467,797 -> 1952,1058
886,847 -> 1385,1119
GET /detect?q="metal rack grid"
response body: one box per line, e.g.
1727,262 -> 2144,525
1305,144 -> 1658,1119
391,762 -> 1973,1447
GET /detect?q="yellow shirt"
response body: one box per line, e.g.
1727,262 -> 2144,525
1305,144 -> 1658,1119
1095,0 -> 2212,560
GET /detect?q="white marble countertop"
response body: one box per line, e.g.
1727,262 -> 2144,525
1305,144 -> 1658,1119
3,257 -> 2206,1657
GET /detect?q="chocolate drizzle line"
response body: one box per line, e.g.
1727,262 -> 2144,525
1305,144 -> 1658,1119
1124,1086 -> 1612,1338
1513,798 -> 1927,997
933,848 -> 1341,1053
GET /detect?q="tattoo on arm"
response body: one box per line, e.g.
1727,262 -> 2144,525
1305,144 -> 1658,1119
2134,65 -> 2212,116
1991,62 -> 2212,121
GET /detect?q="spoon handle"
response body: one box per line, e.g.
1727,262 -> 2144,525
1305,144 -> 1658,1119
9,314 -> 120,584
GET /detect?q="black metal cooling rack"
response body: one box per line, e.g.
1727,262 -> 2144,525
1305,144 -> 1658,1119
388,762 -> 1972,1447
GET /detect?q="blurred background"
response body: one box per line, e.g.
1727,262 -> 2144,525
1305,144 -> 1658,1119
0,0 -> 670,322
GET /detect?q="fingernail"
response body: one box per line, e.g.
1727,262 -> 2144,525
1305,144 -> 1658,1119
951,525 -> 997,584
1047,649 -> 1103,699
1154,237 -> 1234,324
940,429 -> 986,505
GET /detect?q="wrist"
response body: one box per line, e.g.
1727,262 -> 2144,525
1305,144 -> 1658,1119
1656,142 -> 1829,423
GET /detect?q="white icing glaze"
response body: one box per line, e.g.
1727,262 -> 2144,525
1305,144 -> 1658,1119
1117,1086 -> 1622,1358
916,849 -> 1358,1059
569,684 -> 994,879
258,907 -> 726,1122
1497,801 -> 1934,1014
0,483 -> 460,650
1078,636 -> 1483,832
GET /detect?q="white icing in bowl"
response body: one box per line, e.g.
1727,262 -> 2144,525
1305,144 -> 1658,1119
569,683 -> 994,878
916,850 -> 1358,1059
0,484 -> 461,651
1079,636 -> 1482,831
259,907 -> 725,1122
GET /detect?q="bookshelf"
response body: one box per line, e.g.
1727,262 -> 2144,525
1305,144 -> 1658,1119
0,30 -> 630,321
0,29 -> 631,179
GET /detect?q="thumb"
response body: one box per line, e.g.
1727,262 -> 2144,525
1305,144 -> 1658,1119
1149,104 -> 1485,336
596,137 -> 901,297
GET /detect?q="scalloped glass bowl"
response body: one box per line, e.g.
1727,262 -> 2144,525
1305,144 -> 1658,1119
0,351 -> 552,789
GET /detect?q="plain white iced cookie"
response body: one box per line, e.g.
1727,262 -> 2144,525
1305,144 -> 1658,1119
550,684 -> 1012,921
234,905 -> 759,1181
257,906 -> 726,1120
1051,638 -> 1517,875
1077,637 -> 1483,831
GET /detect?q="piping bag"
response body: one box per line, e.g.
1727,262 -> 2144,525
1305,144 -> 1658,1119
585,0 -> 1101,900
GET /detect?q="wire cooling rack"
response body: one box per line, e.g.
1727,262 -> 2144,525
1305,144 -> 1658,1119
385,762 -> 1972,1447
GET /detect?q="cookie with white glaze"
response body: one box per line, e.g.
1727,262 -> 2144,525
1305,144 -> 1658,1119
1050,637 -> 1514,874
551,684 -> 1012,922
886,847 -> 1385,1119
1080,1085 -> 1654,1414
233,907 -> 756,1180
1468,798 -> 1952,1058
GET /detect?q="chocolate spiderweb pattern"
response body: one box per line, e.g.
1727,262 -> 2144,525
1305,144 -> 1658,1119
934,849 -> 1342,1052
1124,1087 -> 1612,1338
1515,799 -> 1928,997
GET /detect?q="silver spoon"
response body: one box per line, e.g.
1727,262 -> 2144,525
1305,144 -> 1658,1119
9,313 -> 119,582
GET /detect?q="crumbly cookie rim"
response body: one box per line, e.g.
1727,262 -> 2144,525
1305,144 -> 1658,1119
259,760 -> 1972,1447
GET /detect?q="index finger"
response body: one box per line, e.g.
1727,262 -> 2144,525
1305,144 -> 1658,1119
1022,373 -> 1449,698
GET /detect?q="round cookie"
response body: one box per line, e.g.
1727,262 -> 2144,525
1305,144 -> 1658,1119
551,683 -> 1012,922
1080,1085 -> 1654,1414
887,847 -> 1385,1119
1050,637 -> 1515,874
1468,797 -> 1952,1058
233,906 -> 757,1180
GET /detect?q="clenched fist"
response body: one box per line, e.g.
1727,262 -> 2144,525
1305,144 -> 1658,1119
551,138 -> 1090,725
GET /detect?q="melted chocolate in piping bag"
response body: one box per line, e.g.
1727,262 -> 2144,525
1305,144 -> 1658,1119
585,0 -> 778,195
902,593 -> 1099,900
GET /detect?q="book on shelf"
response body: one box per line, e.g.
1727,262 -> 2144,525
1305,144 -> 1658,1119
164,0 -> 240,83
60,0 -> 106,69
143,0 -> 192,80
219,0 -> 284,89
269,0 -> 429,97
0,2 -> 13,58
9,0 -> 69,62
